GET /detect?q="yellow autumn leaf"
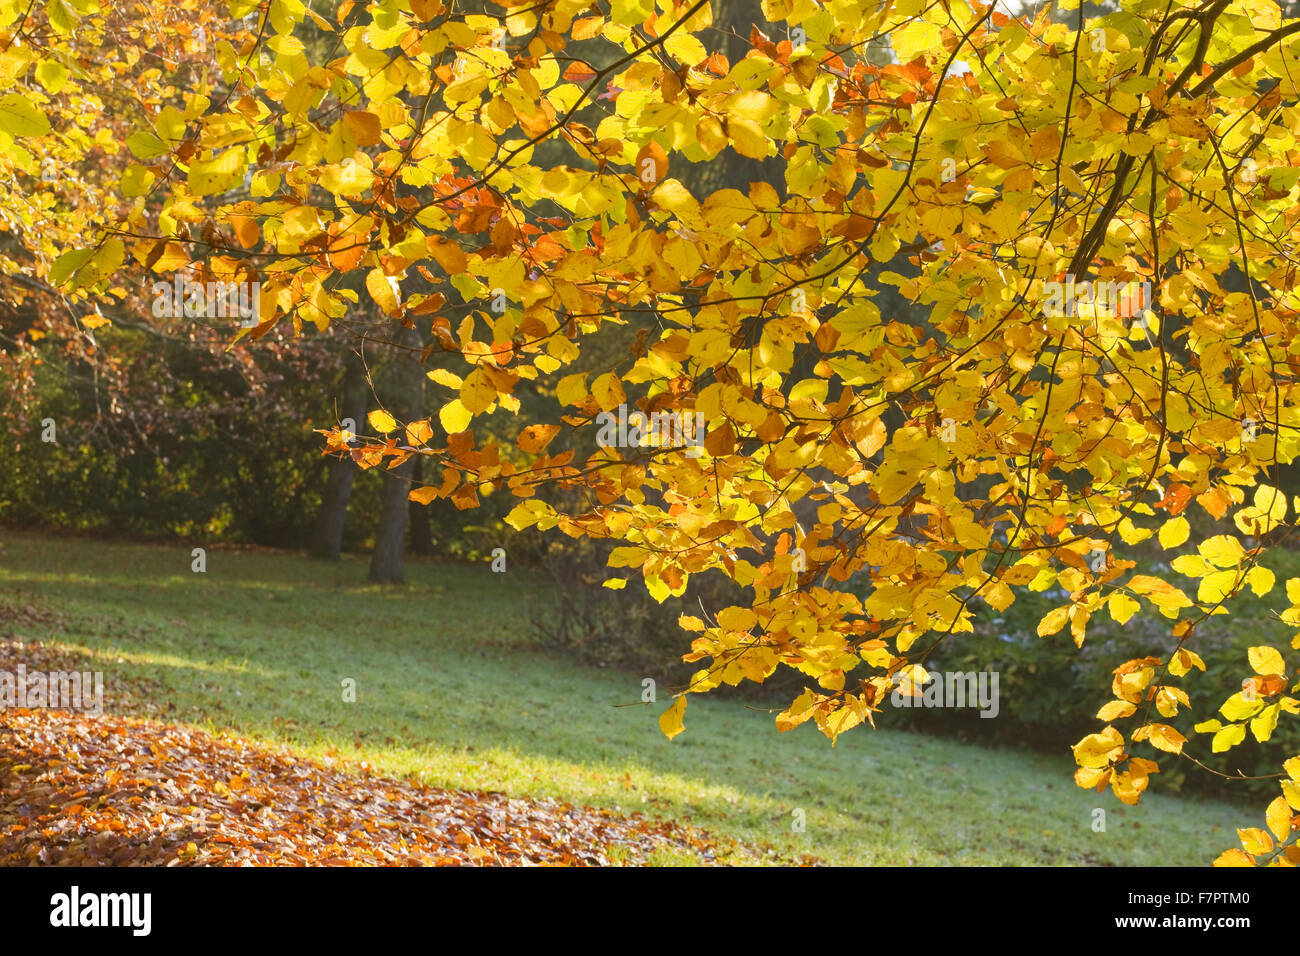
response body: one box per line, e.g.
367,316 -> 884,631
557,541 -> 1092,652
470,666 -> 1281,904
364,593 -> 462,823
368,409 -> 398,433
1283,779 -> 1300,810
822,703 -> 864,740
716,606 -> 757,631
663,32 -> 707,65
1266,796 -> 1292,841
1212,723 -> 1247,752
726,117 -> 770,160
1127,575 -> 1192,616
1096,699 -> 1136,721
1107,593 -> 1140,625
459,368 -> 498,414
555,373 -> 587,407
1237,827 -> 1273,855
1171,554 -> 1210,577
658,696 -> 686,740
695,115 -> 728,157
1250,703 -> 1281,742
1072,727 -> 1124,769
590,372 -> 625,412
1154,685 -> 1188,718
439,399 -> 472,434
1246,565 -> 1275,596
0,92 -> 52,138
35,59 -> 68,94
1199,534 -> 1245,567
1146,723 -> 1186,754
1212,848 -> 1256,867
776,688 -> 820,732
1248,645 -> 1286,676
365,268 -> 400,316
1157,516 -> 1189,549
1037,605 -> 1069,637
1233,483 -> 1288,535
610,0 -> 653,26
1169,649 -> 1205,676
188,147 -> 244,196
405,419 -> 434,445
1197,569 -> 1240,604
1220,691 -> 1265,721
408,486 -> 438,505
427,368 -> 463,389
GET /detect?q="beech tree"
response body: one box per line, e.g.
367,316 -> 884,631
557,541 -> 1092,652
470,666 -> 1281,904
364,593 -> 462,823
11,0 -> 1300,864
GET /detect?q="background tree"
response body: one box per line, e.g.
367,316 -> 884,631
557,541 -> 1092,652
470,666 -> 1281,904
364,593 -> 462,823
312,343 -> 371,559
369,325 -> 425,583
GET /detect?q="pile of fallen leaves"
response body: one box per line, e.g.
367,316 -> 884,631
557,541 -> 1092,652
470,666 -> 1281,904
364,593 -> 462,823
0,641 -> 725,866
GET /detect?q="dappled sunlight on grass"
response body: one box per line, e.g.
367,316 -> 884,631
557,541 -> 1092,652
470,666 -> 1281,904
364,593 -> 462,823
75,644 -> 267,679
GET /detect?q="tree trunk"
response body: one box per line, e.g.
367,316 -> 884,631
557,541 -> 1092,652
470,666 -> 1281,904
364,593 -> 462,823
369,461 -> 413,582
312,350 -> 369,560
671,4 -> 789,200
409,453 -> 433,556
369,327 -> 423,583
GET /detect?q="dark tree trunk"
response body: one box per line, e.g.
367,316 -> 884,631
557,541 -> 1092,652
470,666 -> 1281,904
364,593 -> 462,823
673,3 -> 785,199
409,453 -> 433,556
370,460 -> 413,582
312,350 -> 369,560
369,327 -> 423,583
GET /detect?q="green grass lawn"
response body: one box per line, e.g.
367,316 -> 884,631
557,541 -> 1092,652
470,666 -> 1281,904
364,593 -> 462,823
0,531 -> 1257,865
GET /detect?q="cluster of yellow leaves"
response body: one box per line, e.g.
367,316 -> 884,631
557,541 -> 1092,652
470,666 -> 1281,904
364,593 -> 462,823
1073,640 -> 1300,863
1,0 -> 241,312
1214,756 -> 1300,867
1074,654 -> 1190,806
1192,646 -> 1299,754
